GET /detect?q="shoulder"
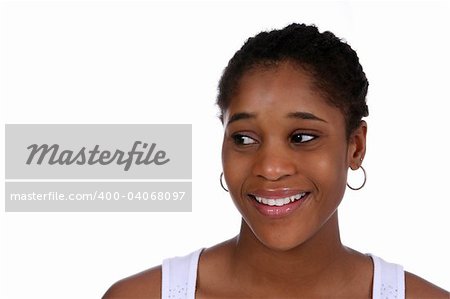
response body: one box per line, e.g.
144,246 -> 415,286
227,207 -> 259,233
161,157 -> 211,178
405,271 -> 449,299
102,265 -> 161,299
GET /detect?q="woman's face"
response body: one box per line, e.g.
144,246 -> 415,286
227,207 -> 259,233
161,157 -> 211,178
221,62 -> 366,251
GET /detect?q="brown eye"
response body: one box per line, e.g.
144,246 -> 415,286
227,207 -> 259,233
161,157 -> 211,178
233,134 -> 257,145
290,133 -> 316,144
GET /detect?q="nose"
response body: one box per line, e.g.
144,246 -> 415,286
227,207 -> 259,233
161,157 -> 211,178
252,143 -> 296,181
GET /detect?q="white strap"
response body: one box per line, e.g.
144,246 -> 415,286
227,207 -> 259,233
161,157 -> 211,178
370,254 -> 405,299
161,249 -> 203,299
162,251 -> 404,298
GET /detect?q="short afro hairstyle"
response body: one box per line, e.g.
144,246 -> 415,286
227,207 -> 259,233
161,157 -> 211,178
217,23 -> 369,137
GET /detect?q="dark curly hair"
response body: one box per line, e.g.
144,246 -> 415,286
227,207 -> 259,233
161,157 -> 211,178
217,23 -> 369,137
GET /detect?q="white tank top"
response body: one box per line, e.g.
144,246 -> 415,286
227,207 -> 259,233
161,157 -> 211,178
161,249 -> 405,299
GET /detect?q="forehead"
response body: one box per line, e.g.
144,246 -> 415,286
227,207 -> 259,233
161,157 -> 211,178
224,62 -> 344,125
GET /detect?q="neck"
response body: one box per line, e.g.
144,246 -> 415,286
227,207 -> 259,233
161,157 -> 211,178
231,212 -> 348,284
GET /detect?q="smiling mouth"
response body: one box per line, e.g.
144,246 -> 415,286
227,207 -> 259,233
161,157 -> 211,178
249,192 -> 308,207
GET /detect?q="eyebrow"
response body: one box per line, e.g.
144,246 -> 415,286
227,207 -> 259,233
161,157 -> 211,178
287,111 -> 327,123
226,111 -> 327,127
226,112 -> 256,126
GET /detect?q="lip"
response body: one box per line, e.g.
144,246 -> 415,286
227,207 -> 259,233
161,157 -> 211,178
248,189 -> 310,218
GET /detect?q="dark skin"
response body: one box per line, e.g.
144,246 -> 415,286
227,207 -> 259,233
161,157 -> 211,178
103,62 -> 449,299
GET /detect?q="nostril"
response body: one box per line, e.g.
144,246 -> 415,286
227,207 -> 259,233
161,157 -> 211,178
255,171 -> 294,182
252,156 -> 296,181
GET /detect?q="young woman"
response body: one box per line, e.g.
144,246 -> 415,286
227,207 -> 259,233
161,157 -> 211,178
104,23 -> 449,299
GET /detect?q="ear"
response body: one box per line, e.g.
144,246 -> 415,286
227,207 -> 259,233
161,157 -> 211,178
347,121 -> 367,170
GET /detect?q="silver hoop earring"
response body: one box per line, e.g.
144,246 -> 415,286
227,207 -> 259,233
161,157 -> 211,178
347,165 -> 367,191
220,172 -> 228,192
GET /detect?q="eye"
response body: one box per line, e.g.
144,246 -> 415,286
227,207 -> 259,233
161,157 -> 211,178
232,134 -> 257,145
290,133 -> 316,144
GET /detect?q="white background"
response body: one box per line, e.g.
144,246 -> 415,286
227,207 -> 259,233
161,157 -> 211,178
0,1 -> 449,298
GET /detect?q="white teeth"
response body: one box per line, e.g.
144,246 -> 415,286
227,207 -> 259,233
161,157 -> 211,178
254,192 -> 306,207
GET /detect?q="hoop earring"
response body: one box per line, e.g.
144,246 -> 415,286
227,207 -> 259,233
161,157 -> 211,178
347,165 -> 367,191
220,172 -> 228,192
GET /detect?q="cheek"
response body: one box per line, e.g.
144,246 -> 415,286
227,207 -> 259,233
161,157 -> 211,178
310,150 -> 348,203
316,154 -> 347,180
222,144 -> 251,188
221,144 -> 252,215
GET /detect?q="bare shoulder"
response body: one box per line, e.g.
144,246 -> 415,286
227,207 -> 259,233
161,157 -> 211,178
102,265 -> 161,299
405,271 -> 449,299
